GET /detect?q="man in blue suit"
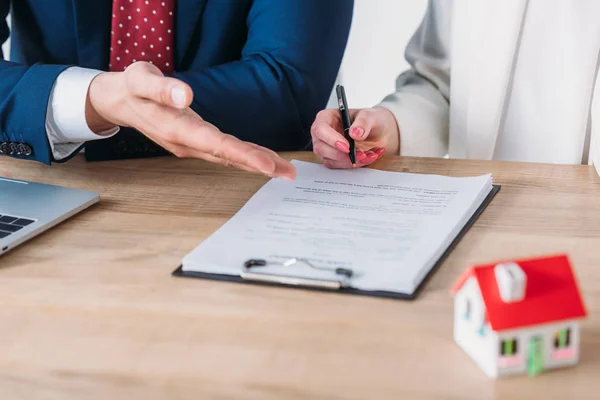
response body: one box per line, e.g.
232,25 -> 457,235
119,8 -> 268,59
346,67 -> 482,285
0,0 -> 353,180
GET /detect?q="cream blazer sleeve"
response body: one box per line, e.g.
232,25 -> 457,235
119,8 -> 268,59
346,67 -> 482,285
377,0 -> 452,157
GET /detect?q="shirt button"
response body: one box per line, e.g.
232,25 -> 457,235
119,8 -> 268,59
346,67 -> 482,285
0,142 -> 8,154
8,143 -> 18,155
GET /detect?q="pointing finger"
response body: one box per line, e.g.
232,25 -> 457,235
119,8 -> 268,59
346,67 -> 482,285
134,103 -> 296,180
188,124 -> 296,180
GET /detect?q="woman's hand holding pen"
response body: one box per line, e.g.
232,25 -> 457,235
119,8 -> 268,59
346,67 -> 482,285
310,107 -> 400,169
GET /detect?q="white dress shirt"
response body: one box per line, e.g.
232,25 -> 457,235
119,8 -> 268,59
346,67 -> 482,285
45,67 -> 119,161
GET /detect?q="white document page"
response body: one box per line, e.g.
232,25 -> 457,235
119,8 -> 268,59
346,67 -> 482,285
182,160 -> 493,294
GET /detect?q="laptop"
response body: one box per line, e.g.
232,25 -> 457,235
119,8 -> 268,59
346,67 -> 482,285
0,177 -> 99,256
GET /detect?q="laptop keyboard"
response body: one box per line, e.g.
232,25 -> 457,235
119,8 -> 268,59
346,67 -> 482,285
0,214 -> 35,239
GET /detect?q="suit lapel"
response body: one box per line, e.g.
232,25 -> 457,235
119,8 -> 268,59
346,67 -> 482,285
175,0 -> 208,69
465,0 -> 529,159
71,0 -> 113,70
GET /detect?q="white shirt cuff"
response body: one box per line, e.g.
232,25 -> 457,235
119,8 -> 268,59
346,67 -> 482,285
45,67 -> 119,161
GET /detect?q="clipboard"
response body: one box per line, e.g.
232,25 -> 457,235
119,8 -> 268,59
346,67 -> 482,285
172,185 -> 501,300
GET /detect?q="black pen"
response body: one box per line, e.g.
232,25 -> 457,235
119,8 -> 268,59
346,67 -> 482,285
336,85 -> 356,167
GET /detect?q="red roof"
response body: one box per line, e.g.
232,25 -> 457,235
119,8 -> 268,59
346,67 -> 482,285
451,254 -> 587,331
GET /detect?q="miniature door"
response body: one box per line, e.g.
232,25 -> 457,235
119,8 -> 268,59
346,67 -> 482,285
527,337 -> 544,376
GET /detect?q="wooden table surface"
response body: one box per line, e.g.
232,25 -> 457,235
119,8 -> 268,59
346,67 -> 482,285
1,152 -> 599,399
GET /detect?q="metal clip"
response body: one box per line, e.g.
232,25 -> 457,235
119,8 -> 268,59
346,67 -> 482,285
241,258 -> 353,289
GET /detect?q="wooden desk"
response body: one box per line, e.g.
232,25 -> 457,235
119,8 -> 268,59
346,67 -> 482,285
1,153 -> 599,399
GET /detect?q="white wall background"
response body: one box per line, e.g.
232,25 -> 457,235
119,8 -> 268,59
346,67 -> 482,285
2,1 -> 428,109
333,0 -> 428,109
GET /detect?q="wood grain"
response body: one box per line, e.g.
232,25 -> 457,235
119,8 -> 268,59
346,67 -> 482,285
1,153 -> 600,400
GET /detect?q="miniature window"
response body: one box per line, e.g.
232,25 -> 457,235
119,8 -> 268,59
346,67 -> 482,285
500,338 -> 518,356
464,299 -> 471,319
554,328 -> 571,349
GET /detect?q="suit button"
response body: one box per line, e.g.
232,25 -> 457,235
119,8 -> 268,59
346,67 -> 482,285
0,142 -> 7,154
114,139 -> 127,155
8,143 -> 18,155
17,143 -> 32,156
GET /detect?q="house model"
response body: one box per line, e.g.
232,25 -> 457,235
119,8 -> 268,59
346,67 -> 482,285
450,254 -> 587,378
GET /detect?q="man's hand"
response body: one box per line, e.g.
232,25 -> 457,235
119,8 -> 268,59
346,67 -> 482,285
85,62 -> 296,180
311,107 -> 400,169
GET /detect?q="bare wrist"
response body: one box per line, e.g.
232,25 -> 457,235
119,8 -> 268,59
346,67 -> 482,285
375,106 -> 401,154
86,73 -> 119,134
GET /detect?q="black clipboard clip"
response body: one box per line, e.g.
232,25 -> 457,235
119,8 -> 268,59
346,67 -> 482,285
241,258 -> 354,290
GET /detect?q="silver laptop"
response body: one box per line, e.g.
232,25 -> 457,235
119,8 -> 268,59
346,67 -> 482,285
0,177 -> 99,256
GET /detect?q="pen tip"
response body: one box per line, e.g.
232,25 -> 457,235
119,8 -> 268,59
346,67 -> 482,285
352,163 -> 356,167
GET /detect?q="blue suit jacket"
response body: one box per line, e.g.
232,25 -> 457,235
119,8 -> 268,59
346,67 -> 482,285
0,0 -> 353,164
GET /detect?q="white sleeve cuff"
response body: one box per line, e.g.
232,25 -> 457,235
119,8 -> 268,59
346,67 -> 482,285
46,67 -> 119,161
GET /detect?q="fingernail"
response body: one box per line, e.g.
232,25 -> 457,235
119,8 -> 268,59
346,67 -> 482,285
352,127 -> 364,138
171,86 -> 187,108
335,141 -> 350,153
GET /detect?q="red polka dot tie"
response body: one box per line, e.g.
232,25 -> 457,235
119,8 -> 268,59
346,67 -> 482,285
109,0 -> 175,74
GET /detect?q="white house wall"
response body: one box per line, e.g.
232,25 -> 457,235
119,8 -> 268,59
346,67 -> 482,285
495,320 -> 580,377
454,277 -> 498,378
455,278 -> 582,378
